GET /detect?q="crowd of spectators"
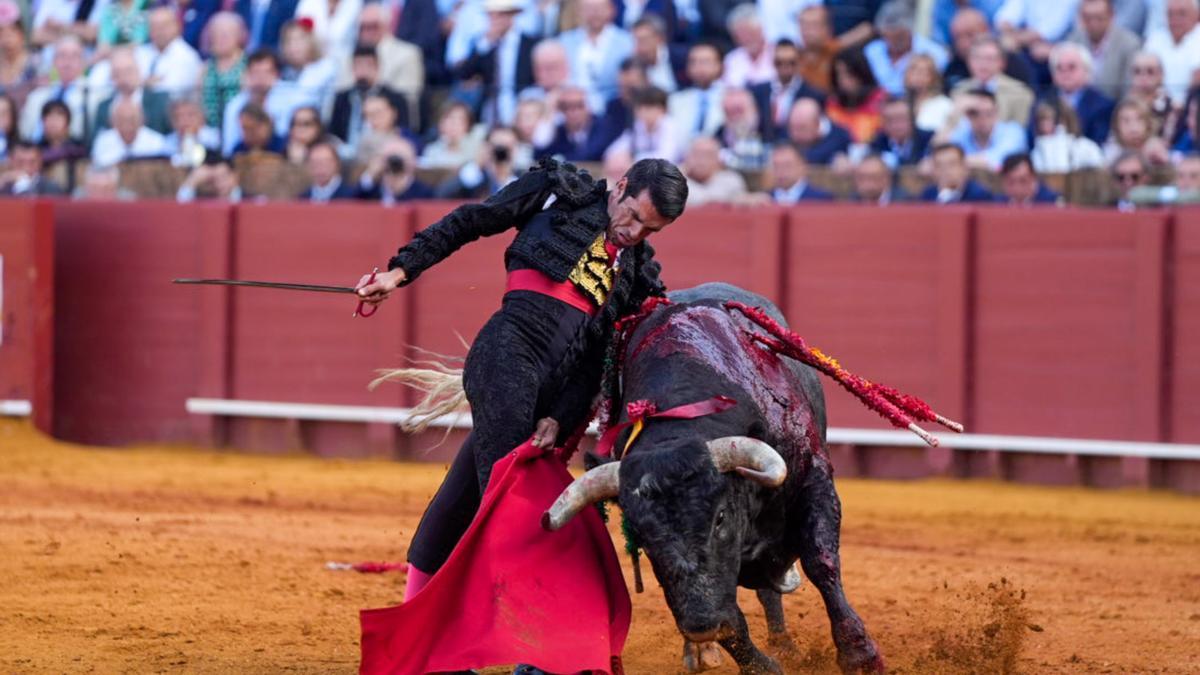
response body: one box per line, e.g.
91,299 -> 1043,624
0,0 -> 1197,207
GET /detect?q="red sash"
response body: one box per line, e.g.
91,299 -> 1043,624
506,269 -> 598,316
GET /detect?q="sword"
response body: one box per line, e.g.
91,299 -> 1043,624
173,278 -> 359,294
175,267 -> 382,318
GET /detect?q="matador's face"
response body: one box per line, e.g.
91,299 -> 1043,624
606,178 -> 671,248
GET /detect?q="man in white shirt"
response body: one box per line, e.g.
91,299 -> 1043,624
20,35 -> 89,140
91,99 -> 168,168
669,43 -> 725,141
137,7 -> 202,96
560,0 -> 635,111
996,0 -> 1083,46
31,0 -> 107,50
1144,0 -> 1200,104
722,4 -> 774,89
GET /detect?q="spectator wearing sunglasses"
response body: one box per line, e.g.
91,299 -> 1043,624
1110,150 -> 1149,210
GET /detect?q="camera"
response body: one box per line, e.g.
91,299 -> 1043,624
492,146 -> 511,164
385,155 -> 406,174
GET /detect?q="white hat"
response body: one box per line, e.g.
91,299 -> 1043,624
483,0 -> 523,13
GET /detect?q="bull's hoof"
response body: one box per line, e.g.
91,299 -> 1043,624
682,640 -> 724,672
772,563 -> 803,594
738,655 -> 783,675
766,630 -> 799,659
837,649 -> 886,674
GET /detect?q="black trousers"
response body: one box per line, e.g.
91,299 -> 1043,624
406,291 -> 589,573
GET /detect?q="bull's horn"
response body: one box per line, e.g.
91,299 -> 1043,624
542,461 -> 621,531
707,436 -> 787,487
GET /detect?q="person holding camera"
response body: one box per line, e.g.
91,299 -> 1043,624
435,126 -> 522,199
356,137 -> 433,205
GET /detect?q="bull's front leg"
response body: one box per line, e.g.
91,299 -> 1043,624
755,588 -> 798,658
794,456 -> 885,674
716,608 -> 781,675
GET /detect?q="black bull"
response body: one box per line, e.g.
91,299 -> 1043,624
545,283 -> 884,674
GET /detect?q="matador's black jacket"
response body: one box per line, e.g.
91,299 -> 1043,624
387,158 -> 666,442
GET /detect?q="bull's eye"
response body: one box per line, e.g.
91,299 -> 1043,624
715,509 -> 726,528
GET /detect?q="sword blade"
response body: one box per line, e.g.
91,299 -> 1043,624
173,278 -> 359,294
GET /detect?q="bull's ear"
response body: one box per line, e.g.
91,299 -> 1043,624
706,436 -> 787,488
542,461 -> 621,531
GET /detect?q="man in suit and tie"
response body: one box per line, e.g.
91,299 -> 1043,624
20,35 -> 89,141
1067,0 -> 1141,100
920,143 -> 995,203
1036,42 -> 1115,145
235,0 -> 300,52
749,39 -> 825,141
93,47 -> 172,145
870,96 -> 933,167
453,0 -> 539,125
997,152 -> 1062,205
299,140 -> 356,201
851,153 -> 908,205
668,42 -> 725,140
769,141 -> 833,203
330,47 -> 410,146
534,85 -> 612,161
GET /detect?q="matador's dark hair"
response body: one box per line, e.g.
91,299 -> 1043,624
622,158 -> 688,221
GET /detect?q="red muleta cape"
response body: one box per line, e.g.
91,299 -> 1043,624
360,440 -> 632,675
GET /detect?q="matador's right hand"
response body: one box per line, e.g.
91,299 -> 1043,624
356,268 -> 407,305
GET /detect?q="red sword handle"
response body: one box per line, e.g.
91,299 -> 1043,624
354,268 -> 379,318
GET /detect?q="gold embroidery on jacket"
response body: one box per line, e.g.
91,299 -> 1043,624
568,234 -> 615,306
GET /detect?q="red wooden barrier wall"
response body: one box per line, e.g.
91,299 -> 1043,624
36,200 -> 1200,491
220,203 -> 414,457
0,199 -> 54,432
52,201 -> 231,444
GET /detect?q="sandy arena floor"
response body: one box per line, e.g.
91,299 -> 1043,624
1,419 -> 1198,674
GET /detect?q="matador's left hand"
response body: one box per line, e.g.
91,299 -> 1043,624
531,417 -> 559,449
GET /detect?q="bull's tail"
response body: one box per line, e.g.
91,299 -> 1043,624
369,353 -> 468,433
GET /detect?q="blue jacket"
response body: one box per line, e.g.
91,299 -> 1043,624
772,183 -> 834,203
920,179 -> 995,203
869,128 -> 934,166
535,122 -> 614,162
235,0 -> 300,52
998,183 -> 1060,204
798,122 -> 852,165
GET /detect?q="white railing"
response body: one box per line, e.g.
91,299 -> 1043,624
185,397 -> 1200,461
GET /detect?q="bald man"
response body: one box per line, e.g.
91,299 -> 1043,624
138,7 -> 202,94
91,98 -> 169,168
